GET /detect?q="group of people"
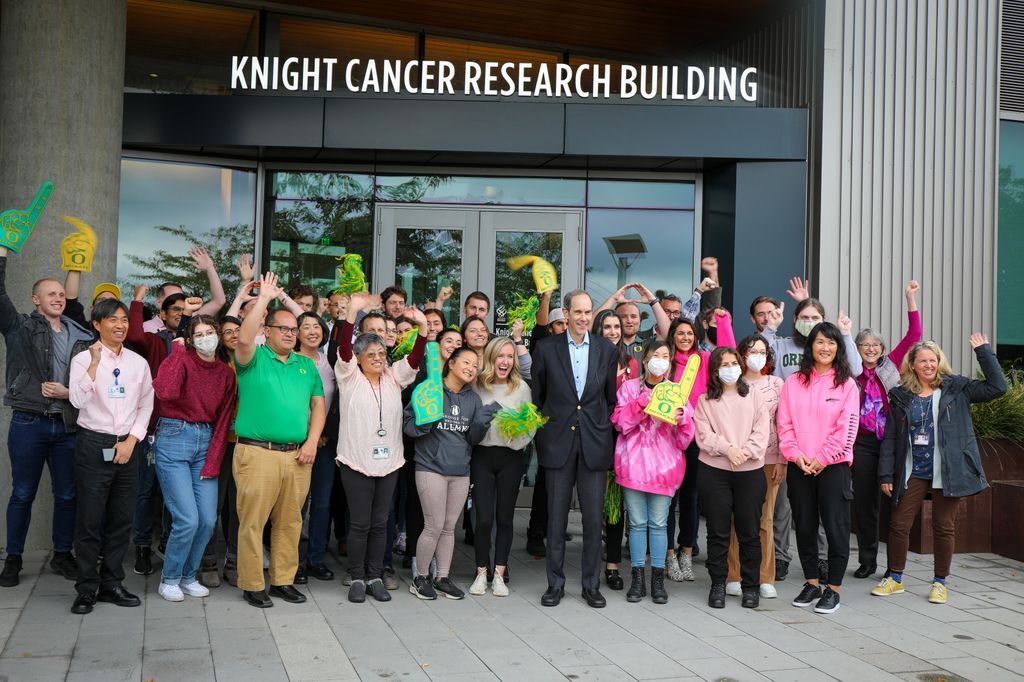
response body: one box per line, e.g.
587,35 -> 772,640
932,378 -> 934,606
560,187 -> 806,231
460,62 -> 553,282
0,243 -> 1007,617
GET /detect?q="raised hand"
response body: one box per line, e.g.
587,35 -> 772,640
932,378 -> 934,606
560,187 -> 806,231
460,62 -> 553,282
350,291 -> 381,313
511,318 -> 524,342
766,301 -> 785,330
700,256 -> 719,276
437,286 -> 454,304
969,332 -> 989,349
88,341 -> 103,365
403,305 -> 428,329
189,246 -> 214,272
837,310 -> 852,335
633,282 -> 657,302
183,296 -> 204,314
786,276 -> 810,303
696,277 -> 718,294
905,280 -> 920,298
237,254 -> 254,282
256,272 -> 282,301
711,306 -> 731,321
317,297 -> 329,315
132,285 -> 148,302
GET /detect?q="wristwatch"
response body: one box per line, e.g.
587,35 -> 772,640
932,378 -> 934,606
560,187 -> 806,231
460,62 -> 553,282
514,339 -> 526,346
648,298 -> 660,306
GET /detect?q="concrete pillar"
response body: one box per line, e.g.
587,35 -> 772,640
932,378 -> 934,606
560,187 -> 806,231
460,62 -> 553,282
0,0 -> 126,553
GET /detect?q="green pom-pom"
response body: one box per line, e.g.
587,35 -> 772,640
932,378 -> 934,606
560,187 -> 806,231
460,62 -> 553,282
334,253 -> 367,295
390,328 -> 419,361
505,293 -> 539,333
493,401 -> 548,441
604,472 -> 622,524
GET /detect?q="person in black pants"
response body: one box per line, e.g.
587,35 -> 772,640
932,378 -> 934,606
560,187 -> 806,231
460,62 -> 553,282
532,290 -> 618,608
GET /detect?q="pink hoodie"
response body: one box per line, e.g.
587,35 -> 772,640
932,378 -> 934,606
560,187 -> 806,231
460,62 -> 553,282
671,312 -> 736,408
611,378 -> 696,497
777,369 -> 860,467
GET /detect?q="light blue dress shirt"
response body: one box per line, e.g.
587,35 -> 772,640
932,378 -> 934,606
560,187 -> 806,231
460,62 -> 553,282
566,331 -> 590,399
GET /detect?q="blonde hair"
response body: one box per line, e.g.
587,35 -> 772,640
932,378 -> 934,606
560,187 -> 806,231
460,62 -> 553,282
477,336 -> 522,392
899,341 -> 954,393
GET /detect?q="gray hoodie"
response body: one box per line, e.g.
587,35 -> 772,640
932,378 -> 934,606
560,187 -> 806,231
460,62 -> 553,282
404,383 -> 499,476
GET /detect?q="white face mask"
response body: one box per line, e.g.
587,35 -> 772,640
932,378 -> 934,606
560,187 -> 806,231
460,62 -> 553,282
795,319 -> 819,337
745,354 -> 767,373
193,335 -> 218,355
718,366 -> 742,385
646,357 -> 671,377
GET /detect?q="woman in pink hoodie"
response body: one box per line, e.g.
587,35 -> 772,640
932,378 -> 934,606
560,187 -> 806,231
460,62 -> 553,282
664,310 -> 735,581
611,339 -> 695,605
777,322 -> 859,616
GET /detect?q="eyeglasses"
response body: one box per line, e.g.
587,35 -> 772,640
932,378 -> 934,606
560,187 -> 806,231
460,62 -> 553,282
168,306 -> 185,314
858,343 -> 883,349
221,328 -> 240,337
267,325 -> 298,335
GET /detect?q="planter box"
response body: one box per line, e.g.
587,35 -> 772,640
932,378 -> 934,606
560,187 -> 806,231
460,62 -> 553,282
992,481 -> 1024,562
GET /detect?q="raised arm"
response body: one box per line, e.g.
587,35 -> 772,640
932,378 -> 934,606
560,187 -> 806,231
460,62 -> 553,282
595,284 -> 628,314
226,280 -> 256,319
190,247 -> 227,316
236,272 -> 281,366
836,310 -> 863,376
964,334 -> 1008,403
0,254 -> 23,335
634,282 -> 670,339
536,290 -> 553,327
888,281 -> 922,367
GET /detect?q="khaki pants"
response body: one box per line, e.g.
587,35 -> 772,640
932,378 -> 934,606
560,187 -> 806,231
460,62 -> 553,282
727,467 -> 781,584
233,443 -> 312,591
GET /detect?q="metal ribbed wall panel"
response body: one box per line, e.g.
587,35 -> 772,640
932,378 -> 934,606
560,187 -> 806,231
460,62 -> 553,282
1003,0 -> 1024,112
818,0 -> 1000,372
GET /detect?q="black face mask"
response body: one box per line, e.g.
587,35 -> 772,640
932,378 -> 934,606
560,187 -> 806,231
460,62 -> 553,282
706,326 -> 718,345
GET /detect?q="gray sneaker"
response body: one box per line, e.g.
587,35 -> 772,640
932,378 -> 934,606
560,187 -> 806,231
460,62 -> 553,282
433,577 -> 465,600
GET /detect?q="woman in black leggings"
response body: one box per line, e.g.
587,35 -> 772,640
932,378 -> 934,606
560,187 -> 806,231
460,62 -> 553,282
468,336 -> 537,597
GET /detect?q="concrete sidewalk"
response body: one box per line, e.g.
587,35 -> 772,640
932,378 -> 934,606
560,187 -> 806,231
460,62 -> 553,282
2,511 -> 1024,681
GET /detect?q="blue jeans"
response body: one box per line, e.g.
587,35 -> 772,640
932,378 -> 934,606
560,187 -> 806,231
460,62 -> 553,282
6,412 -> 76,554
304,444 -> 336,566
153,419 -> 217,585
132,437 -> 156,546
623,488 -> 673,569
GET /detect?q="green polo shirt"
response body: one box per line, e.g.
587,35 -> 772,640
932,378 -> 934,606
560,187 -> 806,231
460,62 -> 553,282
234,344 -> 324,444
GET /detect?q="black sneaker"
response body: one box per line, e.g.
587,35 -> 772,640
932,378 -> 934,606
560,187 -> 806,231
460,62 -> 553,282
50,551 -> 78,581
792,582 -> 823,608
708,582 -> 726,609
775,558 -> 789,581
814,586 -> 841,614
0,554 -> 22,587
741,588 -> 760,609
433,577 -> 465,600
817,559 -> 829,584
348,579 -> 366,603
410,575 -> 437,600
134,546 -> 153,576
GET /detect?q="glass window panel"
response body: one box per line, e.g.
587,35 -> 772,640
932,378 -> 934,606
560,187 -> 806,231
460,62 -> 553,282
271,172 -> 373,201
585,209 -> 695,333
424,36 -> 561,92
376,175 -> 585,206
394,228 -> 464,320
588,180 -> 696,209
492,231 -> 563,340
999,120 -> 1024,349
125,0 -> 258,95
117,158 -> 256,303
269,200 -> 373,295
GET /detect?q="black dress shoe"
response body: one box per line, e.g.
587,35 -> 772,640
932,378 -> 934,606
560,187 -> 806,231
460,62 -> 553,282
71,592 -> 96,614
581,587 -> 606,608
854,563 -> 877,579
269,584 -> 307,603
526,539 -> 546,558
244,589 -> 273,608
98,585 -> 141,607
294,567 -> 308,585
541,586 -> 564,607
306,563 -> 335,581
605,569 -> 624,591
50,551 -> 78,581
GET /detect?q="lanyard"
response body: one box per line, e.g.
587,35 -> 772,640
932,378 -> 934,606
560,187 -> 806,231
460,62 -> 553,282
369,379 -> 386,438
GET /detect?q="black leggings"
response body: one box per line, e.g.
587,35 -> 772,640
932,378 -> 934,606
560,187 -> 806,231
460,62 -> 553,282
471,445 -> 527,568
339,464 -> 400,580
787,462 -> 852,586
667,440 -> 701,550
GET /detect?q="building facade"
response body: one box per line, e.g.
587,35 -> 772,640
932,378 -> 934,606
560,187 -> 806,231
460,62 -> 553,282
0,0 -> 1018,550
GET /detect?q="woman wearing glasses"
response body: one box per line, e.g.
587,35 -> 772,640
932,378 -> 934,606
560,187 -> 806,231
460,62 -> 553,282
850,281 -> 922,580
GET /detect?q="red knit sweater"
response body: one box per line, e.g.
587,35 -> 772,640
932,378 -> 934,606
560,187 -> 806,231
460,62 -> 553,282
152,343 -> 237,478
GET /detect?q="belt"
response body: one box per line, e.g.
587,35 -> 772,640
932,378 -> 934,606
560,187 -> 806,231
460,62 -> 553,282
238,437 -> 300,452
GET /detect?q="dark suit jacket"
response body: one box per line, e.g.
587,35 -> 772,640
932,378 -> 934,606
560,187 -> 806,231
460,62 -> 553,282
531,331 -> 618,471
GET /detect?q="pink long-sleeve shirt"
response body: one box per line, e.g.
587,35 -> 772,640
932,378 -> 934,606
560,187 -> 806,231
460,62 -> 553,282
611,378 -> 695,497
777,369 -> 860,467
671,312 -> 736,408
693,389 -> 770,472
69,343 -> 153,442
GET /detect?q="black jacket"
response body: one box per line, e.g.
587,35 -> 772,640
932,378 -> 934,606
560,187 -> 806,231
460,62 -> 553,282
531,331 -> 618,470
878,344 -> 1007,503
0,258 -> 94,431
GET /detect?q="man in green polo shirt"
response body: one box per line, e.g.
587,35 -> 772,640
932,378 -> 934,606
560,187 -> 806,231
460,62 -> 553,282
233,272 -> 326,609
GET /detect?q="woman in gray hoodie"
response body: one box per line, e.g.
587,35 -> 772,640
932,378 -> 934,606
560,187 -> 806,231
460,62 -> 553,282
404,347 -> 499,601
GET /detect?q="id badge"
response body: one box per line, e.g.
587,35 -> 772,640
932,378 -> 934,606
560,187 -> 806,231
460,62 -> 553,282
108,385 -> 126,399
914,432 -> 930,446
371,444 -> 391,460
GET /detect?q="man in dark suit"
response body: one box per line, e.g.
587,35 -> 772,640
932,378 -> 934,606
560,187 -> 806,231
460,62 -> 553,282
531,289 -> 618,608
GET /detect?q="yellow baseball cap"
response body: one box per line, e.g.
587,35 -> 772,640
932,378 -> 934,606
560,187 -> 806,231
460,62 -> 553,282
91,282 -> 122,303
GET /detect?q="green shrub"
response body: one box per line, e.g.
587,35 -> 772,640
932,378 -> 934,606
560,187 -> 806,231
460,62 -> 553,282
971,369 -> 1024,444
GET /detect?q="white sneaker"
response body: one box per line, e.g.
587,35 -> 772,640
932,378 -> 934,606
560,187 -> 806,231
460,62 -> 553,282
492,573 -> 509,597
180,580 -> 210,598
469,571 -> 488,596
760,583 -> 778,599
158,583 -> 184,602
725,581 -> 742,596
665,555 -> 685,582
679,553 -> 695,581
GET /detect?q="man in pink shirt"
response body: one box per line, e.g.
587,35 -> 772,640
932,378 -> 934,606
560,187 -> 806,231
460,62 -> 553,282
68,299 -> 154,614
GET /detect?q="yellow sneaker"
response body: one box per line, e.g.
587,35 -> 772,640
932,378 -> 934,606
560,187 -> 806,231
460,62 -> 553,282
871,576 -> 906,596
928,581 -> 948,604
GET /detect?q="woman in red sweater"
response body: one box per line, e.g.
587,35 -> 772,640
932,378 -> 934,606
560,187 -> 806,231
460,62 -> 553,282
152,315 -> 237,603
